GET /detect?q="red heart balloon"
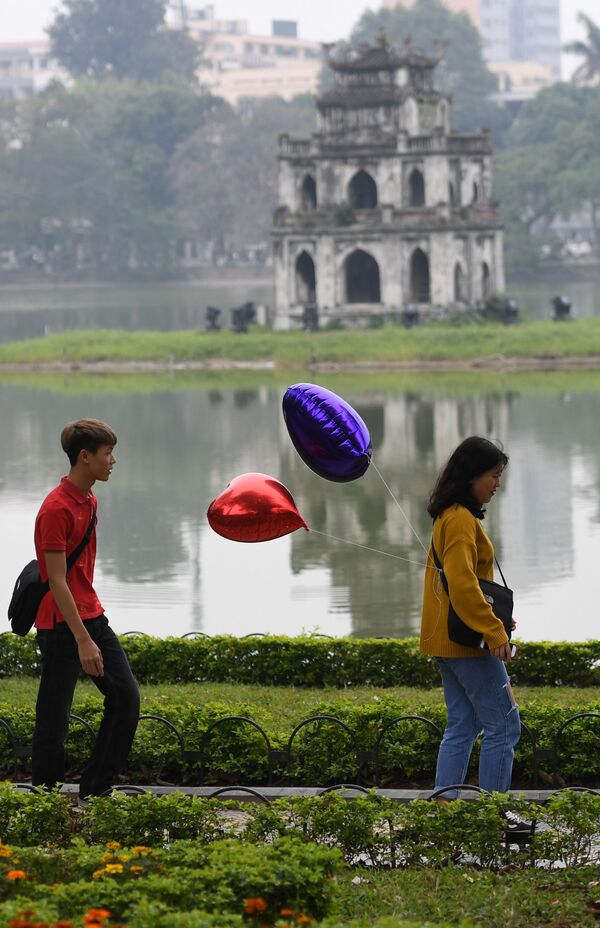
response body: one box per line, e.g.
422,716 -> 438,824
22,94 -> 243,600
207,473 -> 309,543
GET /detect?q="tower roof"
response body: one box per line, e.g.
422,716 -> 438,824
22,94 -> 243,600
325,31 -> 441,74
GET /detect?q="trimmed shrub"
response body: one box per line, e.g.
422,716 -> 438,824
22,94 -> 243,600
2,633 -> 600,687
1,786 -> 600,871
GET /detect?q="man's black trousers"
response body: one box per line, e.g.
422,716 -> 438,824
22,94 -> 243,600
32,616 -> 140,799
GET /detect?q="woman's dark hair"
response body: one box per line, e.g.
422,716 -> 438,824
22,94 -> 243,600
427,436 -> 508,520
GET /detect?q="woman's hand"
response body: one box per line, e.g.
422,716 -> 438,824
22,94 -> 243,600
490,642 -> 515,660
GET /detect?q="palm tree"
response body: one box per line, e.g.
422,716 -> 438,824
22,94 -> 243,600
564,12 -> 600,85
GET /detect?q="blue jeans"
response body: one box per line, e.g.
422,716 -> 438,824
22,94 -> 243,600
435,656 -> 521,798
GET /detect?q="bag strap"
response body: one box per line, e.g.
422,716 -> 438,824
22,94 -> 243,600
65,506 -> 97,573
431,526 -> 508,590
430,539 -> 449,595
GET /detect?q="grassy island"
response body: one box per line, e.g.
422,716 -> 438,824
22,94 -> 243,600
3,318 -> 600,370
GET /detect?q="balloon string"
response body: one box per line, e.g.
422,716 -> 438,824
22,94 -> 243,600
309,529 -> 435,569
369,458 -> 430,557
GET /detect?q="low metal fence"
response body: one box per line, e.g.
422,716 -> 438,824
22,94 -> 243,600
1,711 -> 599,791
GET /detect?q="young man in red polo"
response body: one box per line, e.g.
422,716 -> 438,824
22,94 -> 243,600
32,418 -> 139,801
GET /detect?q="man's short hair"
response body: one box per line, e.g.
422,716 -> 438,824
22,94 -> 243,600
61,419 -> 118,467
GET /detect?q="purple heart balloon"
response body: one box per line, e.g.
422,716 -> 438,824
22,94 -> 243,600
282,383 -> 372,482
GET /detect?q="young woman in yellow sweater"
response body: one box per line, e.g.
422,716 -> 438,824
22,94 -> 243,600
421,436 -> 520,798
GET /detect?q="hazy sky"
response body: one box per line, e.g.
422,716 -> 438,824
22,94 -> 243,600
0,0 -> 597,78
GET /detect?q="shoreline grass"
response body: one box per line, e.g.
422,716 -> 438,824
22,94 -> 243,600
3,319 -> 600,367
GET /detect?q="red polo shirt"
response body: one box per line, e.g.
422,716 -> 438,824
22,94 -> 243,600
34,476 -> 104,629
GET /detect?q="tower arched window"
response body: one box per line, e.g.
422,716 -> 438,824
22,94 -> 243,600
409,168 -> 426,208
301,174 -> 317,211
345,249 -> 381,303
295,251 -> 316,304
482,261 -> 491,301
348,170 -> 378,209
454,263 -> 466,303
410,248 -> 430,303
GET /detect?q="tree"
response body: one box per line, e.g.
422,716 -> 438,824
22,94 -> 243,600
564,13 -> 600,86
349,0 -> 511,140
170,95 -> 315,257
48,0 -> 199,83
494,81 -> 600,275
554,92 -> 600,253
0,80 -> 216,275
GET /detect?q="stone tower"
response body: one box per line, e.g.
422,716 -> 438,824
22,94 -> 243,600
272,33 -> 504,329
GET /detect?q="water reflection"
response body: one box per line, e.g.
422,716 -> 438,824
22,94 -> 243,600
1,372 -> 600,640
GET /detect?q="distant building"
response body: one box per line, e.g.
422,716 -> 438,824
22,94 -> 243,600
382,0 -> 480,25
183,4 -> 322,105
272,34 -> 504,329
382,0 -> 561,80
0,41 -> 66,99
488,59 -> 553,108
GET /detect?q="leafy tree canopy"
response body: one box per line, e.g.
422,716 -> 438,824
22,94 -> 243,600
495,80 -> 600,275
48,0 -> 199,83
170,95 -> 315,252
0,81 -> 220,273
564,13 -> 600,86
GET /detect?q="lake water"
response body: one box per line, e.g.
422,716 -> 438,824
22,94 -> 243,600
0,274 -> 598,342
2,367 -> 600,641
0,279 -> 274,342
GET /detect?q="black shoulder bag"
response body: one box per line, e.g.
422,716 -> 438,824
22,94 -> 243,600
8,508 -> 97,637
430,537 -> 513,649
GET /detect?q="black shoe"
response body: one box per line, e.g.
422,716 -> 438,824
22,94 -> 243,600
503,810 -> 534,844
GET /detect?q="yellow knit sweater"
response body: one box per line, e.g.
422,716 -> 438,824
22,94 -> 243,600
420,504 -> 510,658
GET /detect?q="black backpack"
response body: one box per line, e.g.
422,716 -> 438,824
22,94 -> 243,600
8,509 -> 97,636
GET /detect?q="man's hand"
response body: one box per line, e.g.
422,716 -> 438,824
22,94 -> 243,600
77,637 -> 104,677
490,642 -> 515,660
44,550 -> 104,676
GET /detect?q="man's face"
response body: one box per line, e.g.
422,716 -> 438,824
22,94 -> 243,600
83,444 -> 116,482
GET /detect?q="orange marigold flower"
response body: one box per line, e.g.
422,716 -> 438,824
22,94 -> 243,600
105,841 -> 121,850
84,909 -> 111,921
0,846 -> 11,858
244,897 -> 268,915
100,854 -> 114,864
296,916 -> 312,925
280,910 -> 294,917
7,869 -> 27,880
92,869 -> 106,880
104,863 -> 124,874
8,920 -> 33,928
130,865 -> 143,875
132,845 -> 153,856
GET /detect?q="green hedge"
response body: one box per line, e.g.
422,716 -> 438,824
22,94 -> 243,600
1,695 -> 599,786
1,784 -> 599,870
2,633 -> 600,687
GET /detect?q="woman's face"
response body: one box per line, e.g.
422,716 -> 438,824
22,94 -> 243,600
471,466 -> 504,505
